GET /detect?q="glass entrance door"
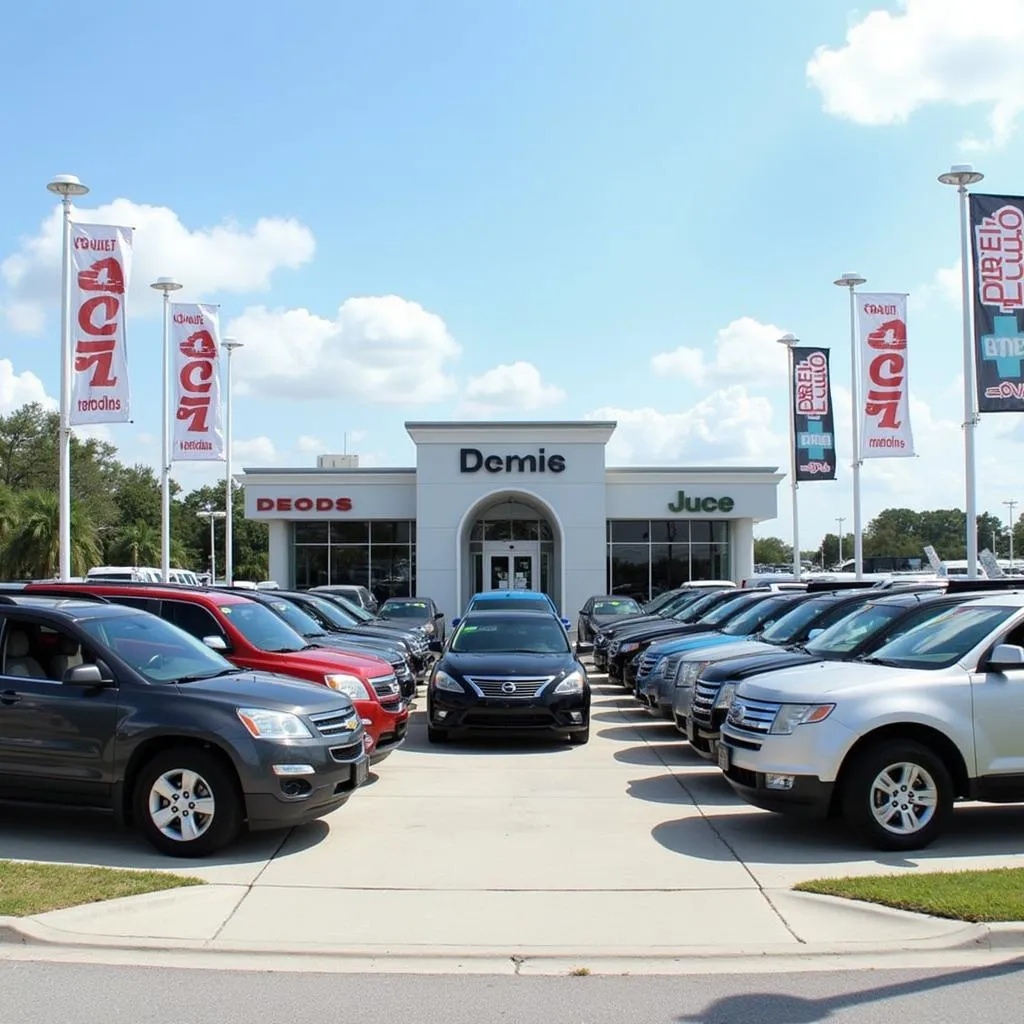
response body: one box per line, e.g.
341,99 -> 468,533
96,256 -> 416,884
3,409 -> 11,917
486,552 -> 537,591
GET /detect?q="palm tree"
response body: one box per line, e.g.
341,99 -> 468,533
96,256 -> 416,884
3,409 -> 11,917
110,519 -> 160,567
1,490 -> 100,579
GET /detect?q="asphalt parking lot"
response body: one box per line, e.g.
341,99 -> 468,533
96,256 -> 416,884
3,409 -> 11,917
4,663 -> 1024,955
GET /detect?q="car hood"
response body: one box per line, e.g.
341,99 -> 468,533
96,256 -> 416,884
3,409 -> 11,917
599,614 -> 674,636
700,649 -> 816,682
441,652 -> 578,678
180,670 -> 356,714
680,639 -> 776,664
617,622 -> 720,644
647,631 -> 748,656
735,659 -> 940,703
591,612 -> 643,626
263,646 -> 394,676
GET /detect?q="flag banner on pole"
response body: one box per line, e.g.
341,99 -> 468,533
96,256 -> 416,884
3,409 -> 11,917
169,302 -> 225,461
856,292 -> 915,458
969,193 -> 1024,412
792,346 -> 836,481
69,223 -> 134,424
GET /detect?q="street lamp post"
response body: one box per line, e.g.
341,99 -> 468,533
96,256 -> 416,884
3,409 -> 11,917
1004,499 -> 1018,568
47,174 -> 90,580
150,277 -> 183,583
778,333 -> 801,579
196,505 -> 227,582
834,272 -> 867,580
836,516 -> 846,568
938,163 -> 985,579
222,338 -> 243,585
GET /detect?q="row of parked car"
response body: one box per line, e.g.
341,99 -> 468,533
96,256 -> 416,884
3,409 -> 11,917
0,580 -> 450,857
583,577 -> 1024,850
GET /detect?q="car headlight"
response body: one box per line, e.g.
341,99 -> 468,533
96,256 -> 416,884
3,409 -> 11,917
236,708 -> 313,740
715,682 -> 737,709
423,622 -> 435,635
770,703 -> 835,735
324,674 -> 370,700
553,670 -> 585,695
432,669 -> 465,693
620,641 -> 640,654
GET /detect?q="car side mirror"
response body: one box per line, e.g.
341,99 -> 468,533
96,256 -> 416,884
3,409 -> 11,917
561,618 -> 571,629
434,611 -> 444,619
63,663 -> 107,686
988,643 -> 1024,670
451,617 -> 461,628
203,635 -> 229,652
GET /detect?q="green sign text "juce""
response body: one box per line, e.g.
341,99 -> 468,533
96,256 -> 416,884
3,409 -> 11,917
667,491 -> 735,514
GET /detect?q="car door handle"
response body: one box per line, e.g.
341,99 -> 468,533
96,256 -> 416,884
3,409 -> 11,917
0,690 -> 20,706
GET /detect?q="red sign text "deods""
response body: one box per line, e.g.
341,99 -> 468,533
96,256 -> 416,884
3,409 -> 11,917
256,497 -> 354,512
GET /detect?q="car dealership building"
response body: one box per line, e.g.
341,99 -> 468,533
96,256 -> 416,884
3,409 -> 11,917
239,421 -> 783,617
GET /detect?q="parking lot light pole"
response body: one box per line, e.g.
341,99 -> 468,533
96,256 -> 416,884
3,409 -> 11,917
834,272 -> 867,580
836,516 -> 845,568
197,504 -> 227,582
778,333 -> 801,580
1005,499 -> 1018,568
47,174 -> 90,580
151,277 -> 183,582
938,163 -> 985,579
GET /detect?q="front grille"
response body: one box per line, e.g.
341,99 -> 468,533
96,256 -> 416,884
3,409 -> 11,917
608,640 -> 621,656
309,709 -> 361,737
594,635 -> 608,650
370,673 -> 403,708
463,710 -> 554,728
690,680 -> 720,726
727,698 -> 780,734
725,764 -> 758,788
464,675 -> 555,699
329,739 -> 363,762
636,653 -> 659,681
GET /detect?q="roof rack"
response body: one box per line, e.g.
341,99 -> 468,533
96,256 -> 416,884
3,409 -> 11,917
15,590 -> 112,604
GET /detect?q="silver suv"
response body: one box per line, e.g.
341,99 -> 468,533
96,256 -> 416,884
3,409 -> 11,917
718,594 -> 1024,850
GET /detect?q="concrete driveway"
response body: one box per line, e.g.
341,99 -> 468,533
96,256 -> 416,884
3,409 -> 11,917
4,667 -> 1024,957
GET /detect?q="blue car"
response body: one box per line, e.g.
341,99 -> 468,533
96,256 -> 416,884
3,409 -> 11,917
455,591 -> 572,632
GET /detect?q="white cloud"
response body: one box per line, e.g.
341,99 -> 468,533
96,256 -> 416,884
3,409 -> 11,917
588,386 -> 782,465
911,263 -> 962,313
807,0 -> 1024,149
227,295 -> 460,403
0,360 -> 55,414
233,436 -> 279,465
1,199 -> 315,335
459,361 -> 566,417
650,317 -> 789,386
296,435 -> 326,454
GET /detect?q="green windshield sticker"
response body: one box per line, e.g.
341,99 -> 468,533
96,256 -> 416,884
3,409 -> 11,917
219,606 -> 233,615
461,625 -> 478,632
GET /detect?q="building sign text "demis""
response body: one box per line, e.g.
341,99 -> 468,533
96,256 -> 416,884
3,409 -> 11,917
459,448 -> 566,474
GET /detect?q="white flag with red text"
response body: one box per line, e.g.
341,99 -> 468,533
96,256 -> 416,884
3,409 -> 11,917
69,224 -> 133,424
169,302 -> 225,461
857,292 -> 915,459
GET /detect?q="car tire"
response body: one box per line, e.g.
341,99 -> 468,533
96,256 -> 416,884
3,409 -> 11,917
427,726 -> 450,744
841,740 -> 953,851
568,725 -> 590,745
134,747 -> 242,858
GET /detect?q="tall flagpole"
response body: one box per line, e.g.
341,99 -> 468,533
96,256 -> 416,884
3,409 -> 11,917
47,175 -> 89,580
939,164 -> 984,579
834,272 -> 867,580
778,333 -> 801,579
222,338 -> 243,585
151,277 -> 182,582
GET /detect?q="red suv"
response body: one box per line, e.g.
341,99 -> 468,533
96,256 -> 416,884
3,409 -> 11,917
26,583 -> 409,763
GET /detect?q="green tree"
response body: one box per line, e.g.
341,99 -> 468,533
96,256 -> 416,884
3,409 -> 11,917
110,519 -> 161,567
754,536 -> 792,565
818,532 -> 854,569
1,491 -> 100,579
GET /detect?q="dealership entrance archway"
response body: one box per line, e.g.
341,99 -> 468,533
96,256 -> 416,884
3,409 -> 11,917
456,491 -> 564,613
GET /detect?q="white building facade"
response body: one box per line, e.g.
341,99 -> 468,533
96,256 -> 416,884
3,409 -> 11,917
240,421 -> 782,618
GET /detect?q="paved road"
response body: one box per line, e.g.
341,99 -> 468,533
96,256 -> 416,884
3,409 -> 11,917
3,959 -> 1024,1023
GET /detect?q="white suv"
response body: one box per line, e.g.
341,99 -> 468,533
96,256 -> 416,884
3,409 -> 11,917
718,594 -> 1024,850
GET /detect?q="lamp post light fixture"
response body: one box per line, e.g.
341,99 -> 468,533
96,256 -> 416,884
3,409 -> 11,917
833,272 -> 867,580
836,516 -> 846,568
1004,499 -> 1018,569
222,337 -> 244,585
47,174 -> 90,580
196,504 -> 227,583
938,163 -> 985,579
151,276 -> 183,583
777,332 -> 801,579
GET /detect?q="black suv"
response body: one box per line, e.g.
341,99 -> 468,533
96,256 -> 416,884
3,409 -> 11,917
0,595 -> 369,857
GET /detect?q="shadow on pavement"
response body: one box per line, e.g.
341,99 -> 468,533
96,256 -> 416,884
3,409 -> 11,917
598,723 -> 681,743
653,802 -> 1024,866
627,772 -> 740,806
399,719 -> 577,757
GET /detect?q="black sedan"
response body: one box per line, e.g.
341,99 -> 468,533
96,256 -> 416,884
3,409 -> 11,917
576,595 -> 643,652
426,610 -> 590,745
378,596 -> 446,642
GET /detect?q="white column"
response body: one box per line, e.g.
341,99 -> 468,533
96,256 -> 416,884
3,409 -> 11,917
731,519 -> 754,583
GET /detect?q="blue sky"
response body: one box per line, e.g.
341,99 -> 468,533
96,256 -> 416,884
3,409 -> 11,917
2,0 -> 1023,547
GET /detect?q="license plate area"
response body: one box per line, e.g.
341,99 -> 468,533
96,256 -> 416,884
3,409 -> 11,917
717,743 -> 730,772
355,758 -> 370,786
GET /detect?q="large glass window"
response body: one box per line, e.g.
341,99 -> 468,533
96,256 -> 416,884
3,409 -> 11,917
607,519 -> 731,601
292,520 -> 416,599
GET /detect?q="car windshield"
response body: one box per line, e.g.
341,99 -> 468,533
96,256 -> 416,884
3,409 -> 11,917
592,598 -> 641,616
760,597 -> 838,643
218,601 -> 307,652
721,595 -> 795,636
470,596 -> 552,613
804,602 -> 909,655
302,593 -> 357,629
380,601 -> 430,620
700,595 -> 760,627
678,591 -> 728,620
864,605 -> 1018,669
451,616 -> 570,654
318,592 -> 372,622
78,612 -> 238,684
265,598 -> 327,637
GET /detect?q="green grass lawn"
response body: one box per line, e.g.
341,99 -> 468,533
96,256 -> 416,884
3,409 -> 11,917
795,868 -> 1024,922
0,860 -> 203,917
